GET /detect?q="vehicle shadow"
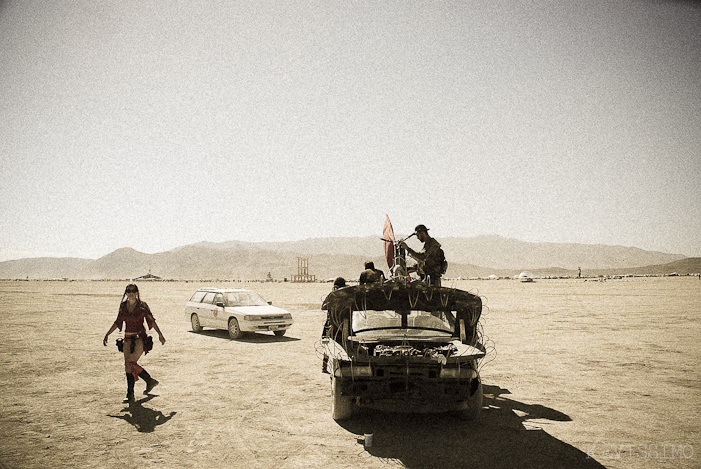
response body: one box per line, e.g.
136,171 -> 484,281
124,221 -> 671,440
189,329 -> 300,342
108,395 -> 177,433
336,384 -> 604,469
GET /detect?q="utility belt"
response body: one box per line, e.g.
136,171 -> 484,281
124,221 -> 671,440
116,334 -> 153,353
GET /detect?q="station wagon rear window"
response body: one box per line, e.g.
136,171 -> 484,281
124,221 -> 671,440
202,292 -> 216,304
189,291 -> 207,303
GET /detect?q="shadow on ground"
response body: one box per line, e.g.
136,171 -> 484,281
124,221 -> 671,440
190,329 -> 300,342
337,384 -> 605,469
108,395 -> 177,433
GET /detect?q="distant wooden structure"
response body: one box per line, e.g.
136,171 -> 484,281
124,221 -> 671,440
290,257 -> 316,282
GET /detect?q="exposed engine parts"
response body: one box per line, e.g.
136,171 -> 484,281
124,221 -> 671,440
373,343 -> 457,360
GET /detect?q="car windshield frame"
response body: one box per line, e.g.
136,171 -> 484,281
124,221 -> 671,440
352,309 -> 455,334
224,291 -> 269,307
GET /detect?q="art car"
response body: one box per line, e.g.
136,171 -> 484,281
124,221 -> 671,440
321,280 -> 485,420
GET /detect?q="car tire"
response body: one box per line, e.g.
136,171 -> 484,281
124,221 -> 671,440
459,373 -> 483,420
228,317 -> 243,339
273,329 -> 286,337
191,313 -> 203,333
331,375 -> 353,420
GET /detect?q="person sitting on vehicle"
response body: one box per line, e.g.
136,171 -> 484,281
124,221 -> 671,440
399,224 -> 446,286
359,261 -> 386,285
333,277 -> 347,290
321,277 -> 348,374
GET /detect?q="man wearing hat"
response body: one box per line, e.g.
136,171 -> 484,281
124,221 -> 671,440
399,224 -> 446,286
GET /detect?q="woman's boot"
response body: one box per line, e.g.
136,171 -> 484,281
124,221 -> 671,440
140,369 -> 159,394
122,373 -> 135,403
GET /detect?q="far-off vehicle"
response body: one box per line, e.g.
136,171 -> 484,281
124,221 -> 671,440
185,288 -> 293,339
321,280 -> 484,420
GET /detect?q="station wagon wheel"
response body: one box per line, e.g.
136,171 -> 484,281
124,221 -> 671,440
273,330 -> 286,337
191,313 -> 203,333
228,318 -> 243,339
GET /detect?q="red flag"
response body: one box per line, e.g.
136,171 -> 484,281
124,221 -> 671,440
383,214 -> 395,270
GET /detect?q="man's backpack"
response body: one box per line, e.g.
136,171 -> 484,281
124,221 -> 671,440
425,247 -> 448,277
438,248 -> 448,275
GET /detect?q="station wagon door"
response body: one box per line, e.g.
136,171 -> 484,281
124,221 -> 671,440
212,292 -> 226,327
199,291 -> 217,327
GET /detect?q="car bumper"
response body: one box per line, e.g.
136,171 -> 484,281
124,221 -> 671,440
332,358 -> 479,411
240,321 -> 293,332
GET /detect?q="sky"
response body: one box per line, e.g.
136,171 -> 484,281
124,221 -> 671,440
1,0 -> 700,261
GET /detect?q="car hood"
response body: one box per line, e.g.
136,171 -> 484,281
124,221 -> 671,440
225,305 -> 290,316
354,329 -> 453,341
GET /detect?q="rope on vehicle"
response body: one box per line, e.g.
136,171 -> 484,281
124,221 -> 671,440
441,290 -> 451,308
381,285 -> 394,301
408,287 -> 420,308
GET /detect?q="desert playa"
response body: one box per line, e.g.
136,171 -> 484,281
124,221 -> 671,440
0,277 -> 698,468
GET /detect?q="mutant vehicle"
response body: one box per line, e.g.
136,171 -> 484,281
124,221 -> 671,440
321,227 -> 485,420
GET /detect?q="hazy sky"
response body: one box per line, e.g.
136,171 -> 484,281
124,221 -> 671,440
1,1 -> 700,261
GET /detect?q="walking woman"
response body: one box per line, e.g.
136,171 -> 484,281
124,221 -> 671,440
103,284 -> 166,403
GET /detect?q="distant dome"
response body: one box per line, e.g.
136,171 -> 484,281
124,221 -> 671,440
518,271 -> 535,282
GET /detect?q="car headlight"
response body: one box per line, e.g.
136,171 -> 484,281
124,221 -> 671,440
283,313 -> 292,319
244,315 -> 261,321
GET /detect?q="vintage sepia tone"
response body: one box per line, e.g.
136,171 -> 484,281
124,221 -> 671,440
1,1 -> 700,468
0,277 -> 698,468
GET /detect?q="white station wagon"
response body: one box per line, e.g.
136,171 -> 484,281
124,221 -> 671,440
185,288 -> 293,339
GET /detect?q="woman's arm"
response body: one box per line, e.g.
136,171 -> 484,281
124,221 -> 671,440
143,303 -> 166,345
152,320 -> 166,345
103,323 -> 118,346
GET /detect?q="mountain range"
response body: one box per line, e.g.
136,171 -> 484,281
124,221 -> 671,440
0,235 -> 697,280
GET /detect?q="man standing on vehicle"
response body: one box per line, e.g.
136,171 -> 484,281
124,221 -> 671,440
399,224 -> 446,286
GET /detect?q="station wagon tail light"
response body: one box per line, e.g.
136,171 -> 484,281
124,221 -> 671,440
352,365 -> 372,377
439,367 -> 476,379
244,315 -> 262,321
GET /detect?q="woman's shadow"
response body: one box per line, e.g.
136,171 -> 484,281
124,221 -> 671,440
337,384 -> 606,469
108,395 -> 176,433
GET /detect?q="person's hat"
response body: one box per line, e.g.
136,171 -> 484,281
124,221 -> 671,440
414,224 -> 429,233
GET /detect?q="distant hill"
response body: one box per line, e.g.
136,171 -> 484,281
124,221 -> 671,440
0,236 -> 694,280
190,236 -> 385,257
191,235 -> 685,269
586,257 -> 701,277
433,235 -> 684,270
0,257 -> 92,279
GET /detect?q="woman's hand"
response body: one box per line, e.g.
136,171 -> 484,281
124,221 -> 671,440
103,324 -> 117,346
